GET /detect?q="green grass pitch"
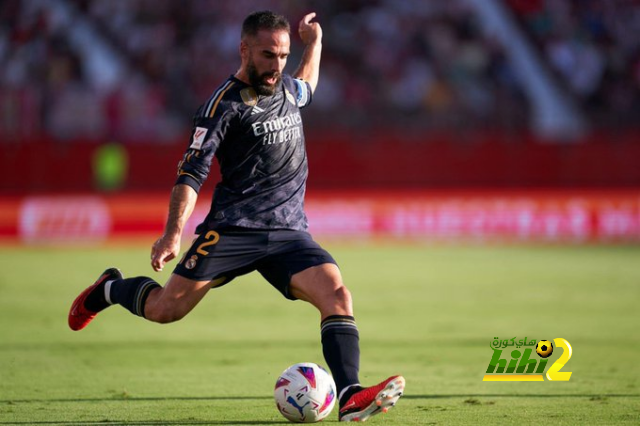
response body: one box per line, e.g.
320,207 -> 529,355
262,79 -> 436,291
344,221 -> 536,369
0,243 -> 639,424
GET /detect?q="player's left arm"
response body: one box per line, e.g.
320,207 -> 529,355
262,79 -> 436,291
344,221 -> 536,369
293,12 -> 322,94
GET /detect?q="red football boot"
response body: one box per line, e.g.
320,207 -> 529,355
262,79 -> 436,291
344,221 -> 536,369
68,268 -> 122,331
339,375 -> 405,422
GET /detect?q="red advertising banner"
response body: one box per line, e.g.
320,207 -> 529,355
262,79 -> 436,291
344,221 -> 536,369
0,190 -> 639,244
305,190 -> 640,242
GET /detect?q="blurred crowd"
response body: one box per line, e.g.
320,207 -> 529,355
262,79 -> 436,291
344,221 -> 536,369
0,0 -> 638,143
508,0 -> 640,126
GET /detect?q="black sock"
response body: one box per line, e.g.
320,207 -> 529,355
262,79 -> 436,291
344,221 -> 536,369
108,277 -> 161,318
84,282 -> 109,312
321,315 -> 360,404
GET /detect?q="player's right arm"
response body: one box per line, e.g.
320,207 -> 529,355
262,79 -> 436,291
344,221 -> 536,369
150,92 -> 232,271
151,184 -> 198,272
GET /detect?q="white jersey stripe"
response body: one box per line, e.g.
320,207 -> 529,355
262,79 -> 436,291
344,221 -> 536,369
204,80 -> 233,117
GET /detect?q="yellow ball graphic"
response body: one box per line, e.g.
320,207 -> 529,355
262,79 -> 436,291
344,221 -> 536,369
536,340 -> 554,358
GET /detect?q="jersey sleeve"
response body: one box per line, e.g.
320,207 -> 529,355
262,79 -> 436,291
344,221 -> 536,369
285,74 -> 313,109
175,104 -> 233,193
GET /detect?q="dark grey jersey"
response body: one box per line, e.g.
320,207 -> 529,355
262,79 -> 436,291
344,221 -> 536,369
176,74 -> 313,233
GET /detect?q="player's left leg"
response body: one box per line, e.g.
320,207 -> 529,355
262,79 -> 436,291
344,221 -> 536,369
257,230 -> 404,421
289,264 -> 404,422
288,264 -> 360,398
289,263 -> 351,318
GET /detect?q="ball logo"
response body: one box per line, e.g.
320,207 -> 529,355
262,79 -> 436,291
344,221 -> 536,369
483,337 -> 572,381
535,340 -> 553,358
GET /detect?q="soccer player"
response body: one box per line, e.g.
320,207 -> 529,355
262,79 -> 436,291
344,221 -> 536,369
68,10 -> 404,422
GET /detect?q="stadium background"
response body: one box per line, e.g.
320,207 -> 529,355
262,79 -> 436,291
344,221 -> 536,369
1,1 -> 640,424
1,0 -> 639,244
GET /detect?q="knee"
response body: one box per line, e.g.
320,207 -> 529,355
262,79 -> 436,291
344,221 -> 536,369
313,284 -> 352,318
331,284 -> 353,312
318,284 -> 353,315
290,264 -> 353,315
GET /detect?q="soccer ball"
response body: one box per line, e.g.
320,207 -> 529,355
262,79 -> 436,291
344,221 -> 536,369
274,362 -> 336,423
536,340 -> 554,358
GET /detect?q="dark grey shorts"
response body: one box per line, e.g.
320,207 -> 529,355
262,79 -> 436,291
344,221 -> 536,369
173,227 -> 337,300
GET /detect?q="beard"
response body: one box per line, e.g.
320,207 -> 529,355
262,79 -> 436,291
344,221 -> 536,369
247,60 -> 281,96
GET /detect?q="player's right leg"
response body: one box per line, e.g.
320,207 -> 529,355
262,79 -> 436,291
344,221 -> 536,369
142,274 -> 216,323
69,227 -> 265,331
68,271 -> 214,330
68,267 -> 122,331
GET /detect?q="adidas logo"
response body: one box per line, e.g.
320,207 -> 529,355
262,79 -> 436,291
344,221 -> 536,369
251,105 -> 265,116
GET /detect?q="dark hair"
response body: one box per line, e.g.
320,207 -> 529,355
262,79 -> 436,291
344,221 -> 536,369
241,10 -> 290,39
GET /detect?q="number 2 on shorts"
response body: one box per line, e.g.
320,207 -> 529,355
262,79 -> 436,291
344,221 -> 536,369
196,230 -> 220,255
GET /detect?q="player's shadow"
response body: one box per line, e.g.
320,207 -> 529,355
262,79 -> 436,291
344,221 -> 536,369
0,396 -> 291,425
4,393 -> 638,405
2,394 -> 638,425
0,395 -> 272,404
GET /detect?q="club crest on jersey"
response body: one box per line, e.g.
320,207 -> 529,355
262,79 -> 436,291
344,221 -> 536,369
190,127 -> 207,150
240,88 -> 258,106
